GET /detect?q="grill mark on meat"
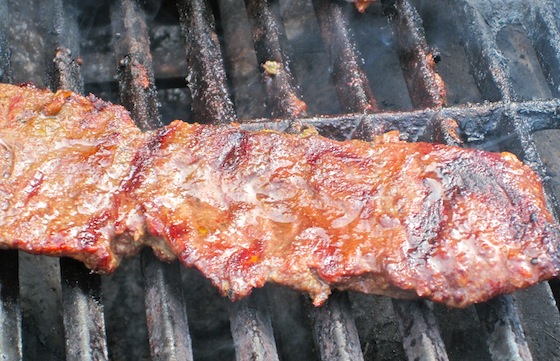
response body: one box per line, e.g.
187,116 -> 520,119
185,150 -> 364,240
217,131 -> 249,171
23,171 -> 44,205
77,209 -> 112,248
0,139 -> 13,212
0,84 -> 559,308
120,126 -> 173,193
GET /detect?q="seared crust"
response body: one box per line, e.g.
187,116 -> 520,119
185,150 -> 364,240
0,83 -> 558,307
0,85 -> 146,271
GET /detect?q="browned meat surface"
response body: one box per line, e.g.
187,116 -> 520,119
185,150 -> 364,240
0,86 -> 148,271
353,0 -> 375,12
0,83 -> 559,307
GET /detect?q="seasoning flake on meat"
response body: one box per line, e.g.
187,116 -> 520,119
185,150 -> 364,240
0,83 -> 559,307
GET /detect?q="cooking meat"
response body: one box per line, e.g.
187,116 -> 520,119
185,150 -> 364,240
352,0 -> 374,12
0,83 -> 559,307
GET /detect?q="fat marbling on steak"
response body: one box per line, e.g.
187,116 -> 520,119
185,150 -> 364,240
0,83 -> 558,307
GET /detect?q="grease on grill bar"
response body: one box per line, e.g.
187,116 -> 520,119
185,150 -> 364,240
3,0 -> 560,360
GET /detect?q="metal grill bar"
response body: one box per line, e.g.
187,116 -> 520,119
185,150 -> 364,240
110,1 -> 194,360
239,2 -> 367,358
312,0 -> 378,113
450,0 -> 513,102
177,0 -> 236,124
229,289 -> 279,361
476,296 -> 533,361
310,292 -> 365,361
142,252 -> 193,361
512,282 -> 560,360
238,99 -> 560,152
217,0 -> 266,119
40,0 -> 82,89
245,0 -> 305,118
390,277 -> 450,360
174,1 -> 283,360
530,5 -> 560,98
353,98 -> 560,143
393,300 -> 449,361
39,1 -> 110,360
59,258 -> 108,361
384,0 -> 446,108
111,0 -> 162,130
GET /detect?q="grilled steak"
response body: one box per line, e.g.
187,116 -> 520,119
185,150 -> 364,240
0,83 -> 558,307
352,0 -> 375,13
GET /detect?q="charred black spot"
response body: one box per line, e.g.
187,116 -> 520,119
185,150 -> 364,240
445,153 -> 520,210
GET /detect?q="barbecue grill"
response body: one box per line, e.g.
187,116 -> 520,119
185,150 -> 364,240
1,0 -> 560,360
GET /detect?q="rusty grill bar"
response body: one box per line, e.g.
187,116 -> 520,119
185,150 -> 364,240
312,0 -> 377,113
1,0 -> 560,360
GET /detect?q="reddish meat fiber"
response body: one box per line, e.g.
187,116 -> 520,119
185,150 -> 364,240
0,83 -> 558,307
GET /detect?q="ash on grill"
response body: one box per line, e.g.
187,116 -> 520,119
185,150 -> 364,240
2,0 -> 560,360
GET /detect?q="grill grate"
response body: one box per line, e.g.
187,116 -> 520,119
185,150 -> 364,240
1,0 -> 560,360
